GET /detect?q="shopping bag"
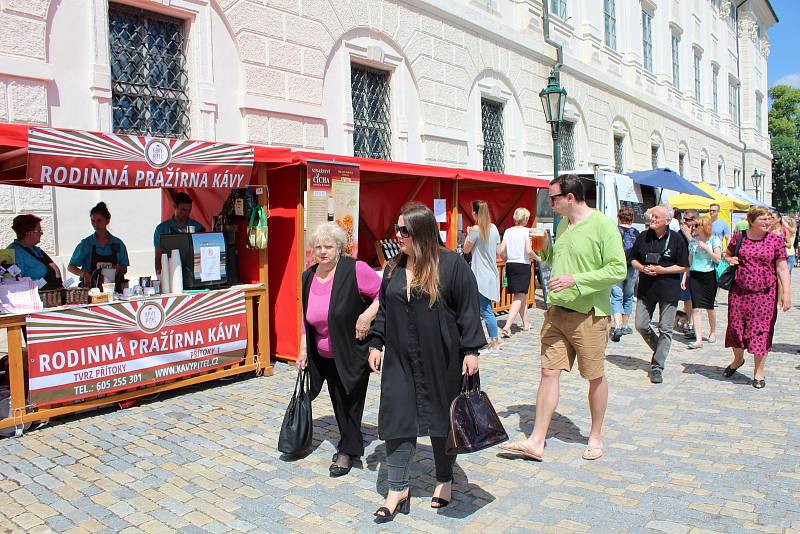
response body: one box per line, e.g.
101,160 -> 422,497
445,372 -> 508,455
717,233 -> 744,290
247,206 -> 268,249
277,368 -> 313,455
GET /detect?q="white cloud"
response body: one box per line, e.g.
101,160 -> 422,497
772,74 -> 800,88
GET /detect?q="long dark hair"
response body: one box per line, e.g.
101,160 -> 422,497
388,202 -> 440,307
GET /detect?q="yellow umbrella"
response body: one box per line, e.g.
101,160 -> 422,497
667,183 -> 750,211
667,183 -> 749,243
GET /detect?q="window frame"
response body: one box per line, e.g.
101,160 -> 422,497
108,4 -> 191,138
712,66 -> 719,113
604,0 -> 617,50
728,79 -> 740,124
613,135 -> 624,174
755,92 -> 763,133
350,63 -> 393,160
693,49 -> 702,102
671,32 -> 681,90
481,98 -> 505,174
550,0 -> 567,19
642,10 -> 654,72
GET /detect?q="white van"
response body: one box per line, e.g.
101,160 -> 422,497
534,168 -> 659,231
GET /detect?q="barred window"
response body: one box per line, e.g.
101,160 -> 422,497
651,145 -> 659,169
481,99 -> 504,173
679,152 -> 686,177
671,33 -> 681,90
351,65 -> 392,160
642,10 -> 653,72
613,136 -> 624,174
560,121 -> 576,171
604,0 -> 617,50
550,0 -> 567,19
701,158 -> 707,181
109,4 -> 190,138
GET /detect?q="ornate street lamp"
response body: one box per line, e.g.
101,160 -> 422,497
751,168 -> 762,201
539,70 -> 567,180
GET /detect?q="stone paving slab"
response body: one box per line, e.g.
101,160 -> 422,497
2,279 -> 800,533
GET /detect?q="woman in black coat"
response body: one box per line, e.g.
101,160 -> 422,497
368,203 -> 486,522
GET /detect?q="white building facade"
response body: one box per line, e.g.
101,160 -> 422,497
0,0 -> 777,277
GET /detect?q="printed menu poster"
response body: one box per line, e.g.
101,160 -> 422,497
306,160 -> 360,266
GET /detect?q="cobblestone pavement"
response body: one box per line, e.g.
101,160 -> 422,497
2,279 -> 800,534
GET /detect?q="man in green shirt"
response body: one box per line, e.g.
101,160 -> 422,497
500,175 -> 626,462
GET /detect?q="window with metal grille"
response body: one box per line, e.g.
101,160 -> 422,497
712,67 -> 719,113
613,136 -> 624,174
642,10 -> 653,72
481,99 -> 504,173
109,4 -> 190,138
671,33 -> 681,90
679,152 -> 686,177
651,145 -> 659,169
718,163 -> 723,184
351,65 -> 392,160
693,50 -> 701,102
604,0 -> 616,50
559,121 -> 576,171
701,158 -> 707,181
550,0 -> 567,19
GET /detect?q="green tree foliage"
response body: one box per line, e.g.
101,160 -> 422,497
768,85 -> 800,212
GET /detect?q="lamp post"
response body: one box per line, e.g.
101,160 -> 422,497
539,70 -> 567,180
751,168 -> 762,201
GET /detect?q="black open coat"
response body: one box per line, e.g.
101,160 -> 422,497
302,256 -> 372,399
368,249 -> 486,440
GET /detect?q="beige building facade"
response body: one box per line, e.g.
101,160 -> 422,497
0,0 -> 777,277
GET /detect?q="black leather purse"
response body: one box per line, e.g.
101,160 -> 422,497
717,233 -> 744,291
278,368 -> 313,455
446,372 -> 508,455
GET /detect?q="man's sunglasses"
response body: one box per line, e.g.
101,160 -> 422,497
394,224 -> 410,238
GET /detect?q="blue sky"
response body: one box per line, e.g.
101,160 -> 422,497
768,0 -> 799,88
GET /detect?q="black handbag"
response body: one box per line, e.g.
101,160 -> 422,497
445,372 -> 508,455
717,233 -> 744,291
278,368 -> 313,455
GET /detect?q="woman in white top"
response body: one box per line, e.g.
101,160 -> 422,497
463,200 -> 502,352
498,208 -> 535,337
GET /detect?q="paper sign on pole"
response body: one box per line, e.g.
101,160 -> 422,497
434,198 -> 447,223
305,160 -> 360,266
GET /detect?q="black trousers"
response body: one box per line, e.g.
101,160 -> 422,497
385,437 -> 456,492
316,356 -> 370,457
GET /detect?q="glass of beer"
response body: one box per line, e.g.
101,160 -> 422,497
531,227 -> 547,252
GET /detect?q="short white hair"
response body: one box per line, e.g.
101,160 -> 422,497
659,204 -> 674,220
308,222 -> 348,255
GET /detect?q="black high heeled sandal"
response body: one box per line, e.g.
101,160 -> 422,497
722,360 -> 745,378
431,480 -> 452,509
373,493 -> 410,523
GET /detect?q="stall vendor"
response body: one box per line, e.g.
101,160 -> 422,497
7,214 -> 64,290
154,192 -> 206,274
67,202 -> 129,289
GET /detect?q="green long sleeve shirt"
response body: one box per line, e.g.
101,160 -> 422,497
541,210 -> 627,316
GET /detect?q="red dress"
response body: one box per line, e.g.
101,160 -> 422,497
724,231 -> 787,355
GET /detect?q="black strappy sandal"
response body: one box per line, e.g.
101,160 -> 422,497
373,493 -> 410,523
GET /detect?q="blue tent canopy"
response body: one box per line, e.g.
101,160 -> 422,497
626,168 -> 714,199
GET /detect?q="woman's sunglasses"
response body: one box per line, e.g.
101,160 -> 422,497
394,224 -> 410,238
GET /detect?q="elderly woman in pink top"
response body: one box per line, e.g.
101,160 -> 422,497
299,222 -> 381,476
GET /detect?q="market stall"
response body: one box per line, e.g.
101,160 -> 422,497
0,124 -> 292,435
261,151 -> 549,361
667,182 -> 750,233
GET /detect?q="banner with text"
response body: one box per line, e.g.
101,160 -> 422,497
25,290 -> 248,407
305,160 -> 360,266
27,127 -> 254,189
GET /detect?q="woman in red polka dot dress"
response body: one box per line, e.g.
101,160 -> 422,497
722,207 -> 792,389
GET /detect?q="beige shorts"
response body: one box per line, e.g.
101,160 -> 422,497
540,306 -> 611,380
